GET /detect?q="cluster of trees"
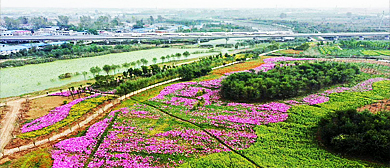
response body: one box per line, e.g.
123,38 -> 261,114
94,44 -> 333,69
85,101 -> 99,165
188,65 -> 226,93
221,62 -> 360,101
3,14 -> 163,34
177,60 -> 213,80
90,51 -> 195,89
319,109 -> 390,162
160,51 -> 191,63
294,42 -> 310,50
339,40 -> 390,50
115,54 -> 228,96
3,16 -> 54,30
0,58 -> 56,68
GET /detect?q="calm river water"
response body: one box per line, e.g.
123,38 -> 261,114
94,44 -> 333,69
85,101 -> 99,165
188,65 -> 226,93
0,48 -> 217,98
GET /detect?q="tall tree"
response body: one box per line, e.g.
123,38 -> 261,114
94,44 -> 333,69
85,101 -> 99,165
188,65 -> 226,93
4,17 -> 21,30
160,56 -> 166,63
82,71 -> 88,80
103,65 -> 112,75
31,16 -> 51,30
183,51 -> 190,59
18,16 -> 29,24
57,15 -> 69,27
149,16 -> 155,24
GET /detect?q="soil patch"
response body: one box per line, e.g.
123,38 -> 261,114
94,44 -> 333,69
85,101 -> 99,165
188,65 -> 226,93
25,96 -> 72,120
357,99 -> 390,114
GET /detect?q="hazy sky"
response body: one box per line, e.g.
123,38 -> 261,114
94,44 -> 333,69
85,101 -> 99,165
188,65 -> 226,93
2,0 -> 389,8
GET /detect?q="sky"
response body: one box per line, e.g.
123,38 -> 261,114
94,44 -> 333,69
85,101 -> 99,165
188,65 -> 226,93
1,0 -> 389,9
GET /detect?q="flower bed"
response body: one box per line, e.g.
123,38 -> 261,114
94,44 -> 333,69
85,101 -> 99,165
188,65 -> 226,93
21,94 -> 101,133
18,95 -> 109,139
52,109 -> 120,168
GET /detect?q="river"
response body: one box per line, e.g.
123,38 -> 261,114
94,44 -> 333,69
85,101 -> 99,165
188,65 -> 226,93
0,48 -> 218,98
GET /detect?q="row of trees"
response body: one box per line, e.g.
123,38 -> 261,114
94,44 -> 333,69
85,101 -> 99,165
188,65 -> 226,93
221,62 -> 360,101
3,16 -> 55,30
339,40 -> 390,50
3,14 -> 166,35
160,51 -> 190,62
88,51 -> 192,78
115,54 -> 228,96
0,44 -> 156,68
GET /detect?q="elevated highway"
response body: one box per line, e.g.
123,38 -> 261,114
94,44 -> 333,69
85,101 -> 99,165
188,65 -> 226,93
1,32 -> 389,42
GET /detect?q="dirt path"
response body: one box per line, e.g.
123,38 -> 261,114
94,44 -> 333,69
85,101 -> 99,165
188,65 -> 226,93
0,98 -> 25,152
0,93 -> 51,153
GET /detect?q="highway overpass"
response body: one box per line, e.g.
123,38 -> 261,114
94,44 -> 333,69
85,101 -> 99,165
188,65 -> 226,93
1,32 -> 389,42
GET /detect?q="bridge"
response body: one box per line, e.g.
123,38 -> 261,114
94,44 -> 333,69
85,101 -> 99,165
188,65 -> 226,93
1,32 -> 389,42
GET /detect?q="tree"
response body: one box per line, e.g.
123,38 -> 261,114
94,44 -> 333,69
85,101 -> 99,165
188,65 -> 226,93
134,19 -> 144,29
141,66 -> 149,76
4,17 -> 20,30
141,58 -> 148,66
79,16 -> 93,29
280,13 -> 287,19
111,17 -> 120,26
157,15 -> 163,22
122,62 -> 131,68
89,67 -> 98,77
130,61 -> 136,67
183,51 -> 190,59
57,16 -> 69,27
18,16 -> 29,24
346,12 -> 352,18
175,53 -> 182,60
149,16 -> 155,25
152,57 -> 158,64
103,65 -> 112,75
31,16 -> 51,30
82,71 -> 88,80
136,60 -> 142,67
111,64 -> 120,74
160,56 -> 166,63
95,66 -> 102,75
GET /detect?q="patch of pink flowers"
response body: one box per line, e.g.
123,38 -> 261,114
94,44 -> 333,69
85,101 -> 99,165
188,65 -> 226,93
350,77 -> 389,92
302,94 -> 330,105
51,108 -> 124,168
323,87 -> 351,95
21,94 -> 101,133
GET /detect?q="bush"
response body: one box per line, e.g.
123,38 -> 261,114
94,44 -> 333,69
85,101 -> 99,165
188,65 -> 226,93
319,109 -> 390,162
63,100 -> 68,105
12,149 -> 53,168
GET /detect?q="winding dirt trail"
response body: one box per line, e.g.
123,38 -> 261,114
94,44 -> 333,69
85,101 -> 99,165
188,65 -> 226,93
0,94 -> 49,153
0,98 -> 25,152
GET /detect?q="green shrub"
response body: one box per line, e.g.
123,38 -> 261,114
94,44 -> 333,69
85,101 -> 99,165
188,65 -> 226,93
12,149 -> 53,168
319,109 -> 390,162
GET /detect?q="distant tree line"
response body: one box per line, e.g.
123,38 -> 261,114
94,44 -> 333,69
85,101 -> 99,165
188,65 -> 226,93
339,40 -> 390,50
0,44 -> 156,68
